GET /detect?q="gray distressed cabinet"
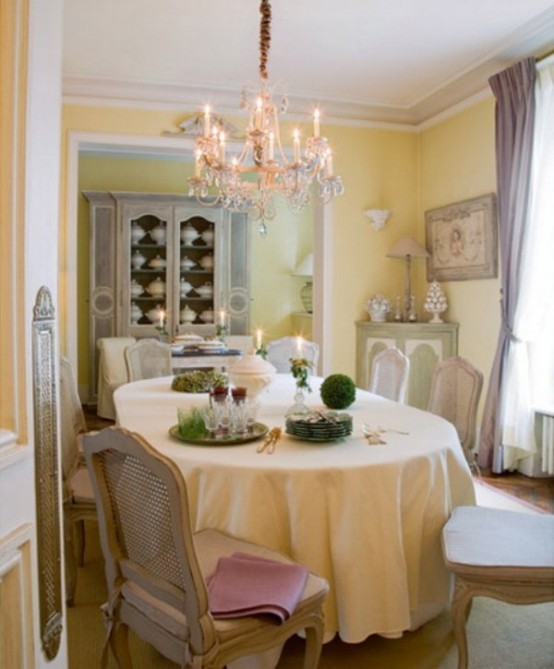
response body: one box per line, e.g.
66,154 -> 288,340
355,321 -> 459,409
84,192 -> 250,400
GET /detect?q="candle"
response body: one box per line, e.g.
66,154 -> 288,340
313,108 -> 320,137
268,132 -> 275,161
254,97 -> 263,129
296,336 -> 303,356
218,132 -> 226,163
203,105 -> 211,138
194,149 -> 202,177
255,329 -> 263,350
159,309 -> 165,329
293,129 -> 300,163
326,150 -> 334,177
219,309 -> 226,326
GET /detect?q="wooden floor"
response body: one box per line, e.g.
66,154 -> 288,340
84,407 -> 554,514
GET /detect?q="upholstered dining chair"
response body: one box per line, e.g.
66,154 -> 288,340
427,356 -> 483,468
124,338 -> 172,382
266,336 -> 320,373
442,506 -> 554,669
369,347 -> 410,403
97,336 -> 136,420
84,427 -> 328,669
59,355 -> 97,606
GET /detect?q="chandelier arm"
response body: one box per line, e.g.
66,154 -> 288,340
259,0 -> 271,82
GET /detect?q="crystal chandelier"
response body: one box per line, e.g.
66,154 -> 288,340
187,0 -> 344,235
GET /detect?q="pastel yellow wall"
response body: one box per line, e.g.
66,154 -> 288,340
63,99 -> 501,395
325,125 -> 419,374
418,98 -> 500,402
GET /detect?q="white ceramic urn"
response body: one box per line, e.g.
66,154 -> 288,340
228,354 -> 277,400
180,305 -> 196,324
146,277 -> 166,297
150,225 -> 166,245
181,224 -> 199,246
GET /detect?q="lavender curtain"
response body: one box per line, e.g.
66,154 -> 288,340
477,58 -> 537,472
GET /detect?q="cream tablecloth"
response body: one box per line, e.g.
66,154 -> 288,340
114,374 -> 475,643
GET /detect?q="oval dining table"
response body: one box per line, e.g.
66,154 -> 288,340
113,373 -> 475,647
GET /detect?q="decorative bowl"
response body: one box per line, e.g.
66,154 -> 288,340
180,305 -> 197,324
181,256 -> 196,271
148,255 -> 167,270
146,277 -> 166,296
199,254 -> 214,270
196,282 -> 214,299
181,224 -> 199,245
199,309 -> 214,323
150,225 -> 167,245
131,250 -> 147,269
228,354 -> 277,399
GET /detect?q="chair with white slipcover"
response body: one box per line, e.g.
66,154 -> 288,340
84,426 -> 328,668
369,347 -> 410,403
96,337 -> 136,420
266,337 -> 319,373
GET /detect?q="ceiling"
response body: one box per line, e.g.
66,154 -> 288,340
63,0 -> 554,126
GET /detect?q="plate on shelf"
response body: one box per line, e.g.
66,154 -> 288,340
168,422 -> 268,446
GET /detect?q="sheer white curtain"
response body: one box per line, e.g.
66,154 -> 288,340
501,58 -> 554,469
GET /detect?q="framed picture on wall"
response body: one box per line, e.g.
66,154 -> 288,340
425,193 -> 498,281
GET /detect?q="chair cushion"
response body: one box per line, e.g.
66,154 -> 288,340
442,506 -> 554,580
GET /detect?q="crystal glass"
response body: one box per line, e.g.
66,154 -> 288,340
202,406 -> 219,439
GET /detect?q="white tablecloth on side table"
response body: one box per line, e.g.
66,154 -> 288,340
114,374 -> 475,643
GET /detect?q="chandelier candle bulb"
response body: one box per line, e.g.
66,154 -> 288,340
194,150 -> 202,177
203,105 -> 211,138
313,108 -> 320,137
219,132 -> 226,163
326,151 -> 334,177
255,97 -> 263,129
268,132 -> 275,161
293,129 -> 301,163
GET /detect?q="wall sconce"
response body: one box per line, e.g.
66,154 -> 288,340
363,209 -> 391,231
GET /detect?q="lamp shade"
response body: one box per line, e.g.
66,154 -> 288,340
294,253 -> 314,277
387,237 -> 429,259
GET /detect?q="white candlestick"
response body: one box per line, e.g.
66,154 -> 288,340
194,149 -> 202,177
219,132 -> 226,164
255,329 -> 263,350
203,105 -> 211,138
254,97 -> 263,130
296,336 -> 303,356
219,309 -> 226,327
159,309 -> 165,329
326,150 -> 334,177
313,108 -> 320,137
293,129 -> 300,163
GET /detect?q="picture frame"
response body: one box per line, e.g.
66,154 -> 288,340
425,193 -> 498,281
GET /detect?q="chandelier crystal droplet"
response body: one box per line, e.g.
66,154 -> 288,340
187,0 -> 344,232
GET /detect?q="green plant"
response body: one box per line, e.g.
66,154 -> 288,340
177,407 -> 208,440
290,357 -> 313,392
320,374 -> 356,409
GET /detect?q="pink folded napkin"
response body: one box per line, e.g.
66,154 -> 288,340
207,552 -> 309,622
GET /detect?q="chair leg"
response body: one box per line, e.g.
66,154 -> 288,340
64,517 -> 77,606
108,622 -> 132,669
302,619 -> 324,669
74,518 -> 86,567
451,578 -> 473,669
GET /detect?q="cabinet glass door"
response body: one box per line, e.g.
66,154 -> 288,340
126,211 -> 170,335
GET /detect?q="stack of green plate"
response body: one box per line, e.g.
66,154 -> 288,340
285,412 -> 353,442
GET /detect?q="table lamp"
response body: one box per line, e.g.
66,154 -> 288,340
293,253 -> 314,313
387,237 -> 429,322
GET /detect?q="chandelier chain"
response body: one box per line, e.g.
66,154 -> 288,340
259,0 -> 271,81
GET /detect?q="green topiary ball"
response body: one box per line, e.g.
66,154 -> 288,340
320,374 -> 356,409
